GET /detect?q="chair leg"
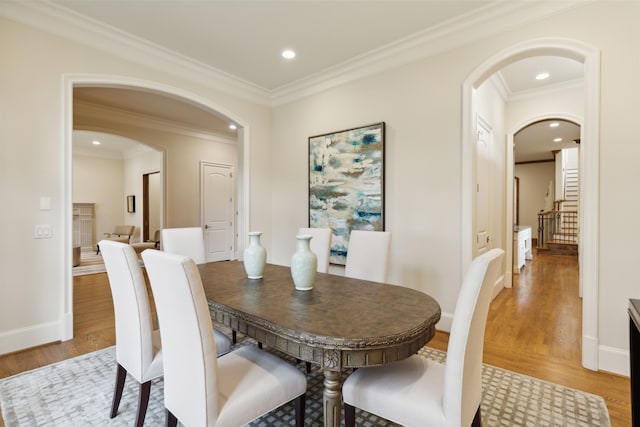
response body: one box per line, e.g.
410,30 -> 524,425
305,362 -> 311,373
110,363 -> 127,418
258,341 -> 263,349
344,403 -> 356,427
472,405 -> 482,427
166,409 -> 178,427
232,330 -> 237,344
294,394 -> 306,427
135,381 -> 152,427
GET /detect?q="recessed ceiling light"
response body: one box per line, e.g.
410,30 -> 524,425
282,49 -> 296,59
92,140 -> 101,145
554,137 -> 563,142
536,72 -> 550,80
549,122 -> 560,128
229,124 -> 237,130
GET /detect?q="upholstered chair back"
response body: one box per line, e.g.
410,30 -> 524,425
141,249 -> 220,425
344,230 -> 391,283
443,248 -> 504,425
161,227 -> 206,264
99,240 -> 159,382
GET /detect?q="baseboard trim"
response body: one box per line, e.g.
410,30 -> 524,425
582,334 -> 599,371
598,344 -> 629,377
0,321 -> 61,355
437,311 -> 453,333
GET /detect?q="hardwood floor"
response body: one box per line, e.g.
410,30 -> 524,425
430,249 -> 631,426
0,251 -> 631,426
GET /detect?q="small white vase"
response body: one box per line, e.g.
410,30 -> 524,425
244,231 -> 266,279
291,235 -> 317,291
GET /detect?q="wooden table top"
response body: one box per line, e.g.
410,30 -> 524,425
199,260 -> 441,350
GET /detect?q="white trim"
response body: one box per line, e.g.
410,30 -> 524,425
270,1 -> 586,106
62,74 -> 251,341
462,38 -> 601,371
507,78 -> 584,102
0,1 -> 270,105
598,345 -> 629,377
1,0 -> 587,107
0,321 -> 63,355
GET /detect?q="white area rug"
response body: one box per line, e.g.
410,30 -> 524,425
72,248 -> 107,276
0,340 -> 611,426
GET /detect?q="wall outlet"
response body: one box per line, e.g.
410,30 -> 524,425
35,224 -> 52,239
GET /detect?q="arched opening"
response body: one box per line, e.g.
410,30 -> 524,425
462,39 -> 600,370
61,75 -> 251,341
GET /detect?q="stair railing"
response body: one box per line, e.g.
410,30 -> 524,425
537,208 -> 578,249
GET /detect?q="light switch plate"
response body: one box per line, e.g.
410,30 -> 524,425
40,196 -> 51,210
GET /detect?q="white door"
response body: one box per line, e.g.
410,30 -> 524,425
475,117 -> 492,256
201,163 -> 234,262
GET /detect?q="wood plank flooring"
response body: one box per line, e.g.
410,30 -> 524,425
0,251 -> 631,426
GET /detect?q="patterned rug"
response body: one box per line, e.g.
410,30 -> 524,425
0,337 -> 611,426
72,248 -> 107,276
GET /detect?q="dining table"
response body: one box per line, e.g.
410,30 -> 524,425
198,260 -> 441,427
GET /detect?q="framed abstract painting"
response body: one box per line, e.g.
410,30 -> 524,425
308,122 -> 385,265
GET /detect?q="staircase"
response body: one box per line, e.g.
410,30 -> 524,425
538,167 -> 579,256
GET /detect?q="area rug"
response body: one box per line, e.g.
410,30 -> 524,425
0,340 -> 610,426
72,248 -> 106,276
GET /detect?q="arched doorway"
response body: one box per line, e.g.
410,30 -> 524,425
61,75 -> 251,341
462,38 -> 600,370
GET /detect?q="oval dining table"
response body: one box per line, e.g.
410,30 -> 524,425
199,260 -> 441,427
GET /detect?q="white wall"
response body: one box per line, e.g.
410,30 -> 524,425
269,1 -> 640,375
514,162 -> 555,230
0,16 -> 271,355
2,1 -> 640,376
123,146 -> 163,243
72,154 -> 124,247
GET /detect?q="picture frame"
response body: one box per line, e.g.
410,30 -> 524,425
308,122 -> 385,265
127,195 -> 135,213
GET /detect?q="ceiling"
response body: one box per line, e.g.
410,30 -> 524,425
54,0 -> 495,91
60,1 -> 583,161
514,119 -> 580,163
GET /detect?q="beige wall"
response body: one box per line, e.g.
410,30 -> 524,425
0,16 -> 271,354
515,162 -> 556,230
270,1 -> 640,374
2,1 -> 640,375
72,154 -> 125,246
123,147 -> 163,243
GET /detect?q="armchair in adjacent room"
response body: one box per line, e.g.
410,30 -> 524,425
97,225 -> 135,254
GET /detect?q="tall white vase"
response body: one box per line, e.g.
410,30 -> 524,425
244,231 -> 266,279
291,235 -> 317,291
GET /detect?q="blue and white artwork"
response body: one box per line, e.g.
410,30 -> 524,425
309,122 -> 385,265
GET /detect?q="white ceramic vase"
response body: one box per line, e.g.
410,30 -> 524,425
291,235 -> 317,291
244,231 -> 266,279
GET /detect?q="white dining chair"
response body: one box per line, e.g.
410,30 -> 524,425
160,226 -> 234,349
161,227 -> 206,264
99,240 -> 164,427
344,230 -> 391,283
298,227 -> 332,273
342,248 -> 504,427
141,249 -> 307,427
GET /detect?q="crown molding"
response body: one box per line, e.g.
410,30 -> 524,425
506,78 -> 584,102
1,0 -> 589,108
489,73 -> 510,102
0,1 -> 271,106
270,0 -> 589,106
